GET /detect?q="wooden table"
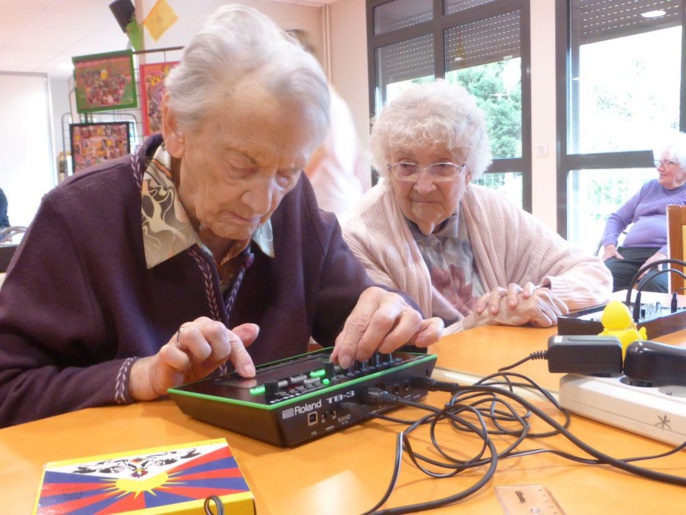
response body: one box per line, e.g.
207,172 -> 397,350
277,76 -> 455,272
2,327 -> 686,514
431,326 -> 564,391
430,318 -> 686,393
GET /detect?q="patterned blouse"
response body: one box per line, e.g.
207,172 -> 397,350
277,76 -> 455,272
408,208 -> 485,321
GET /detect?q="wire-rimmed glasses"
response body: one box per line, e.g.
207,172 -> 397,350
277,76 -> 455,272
387,161 -> 466,182
654,159 -> 678,168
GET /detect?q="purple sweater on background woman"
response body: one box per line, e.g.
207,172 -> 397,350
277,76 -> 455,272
0,135 -> 382,427
601,179 -> 686,255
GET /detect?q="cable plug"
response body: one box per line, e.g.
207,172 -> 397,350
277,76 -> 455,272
547,335 -> 623,375
410,376 -> 460,394
359,387 -> 403,406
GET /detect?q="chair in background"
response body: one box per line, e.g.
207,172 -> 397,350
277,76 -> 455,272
666,204 -> 686,292
0,226 -> 26,245
594,227 -> 629,257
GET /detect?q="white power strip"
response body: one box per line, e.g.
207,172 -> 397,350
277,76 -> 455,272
558,374 -> 686,446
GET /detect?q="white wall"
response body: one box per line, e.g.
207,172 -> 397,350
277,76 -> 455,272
530,0 -> 558,231
138,0 -> 323,57
329,0 -> 370,149
0,73 -> 55,227
49,77 -> 71,175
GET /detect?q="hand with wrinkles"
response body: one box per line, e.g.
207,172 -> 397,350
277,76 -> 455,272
462,282 -> 569,329
129,317 -> 259,401
330,286 -> 444,369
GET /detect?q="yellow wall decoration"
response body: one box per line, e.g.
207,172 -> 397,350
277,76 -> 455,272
143,0 -> 178,42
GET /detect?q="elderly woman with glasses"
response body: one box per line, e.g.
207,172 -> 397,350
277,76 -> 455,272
601,132 -> 686,293
343,80 -> 611,334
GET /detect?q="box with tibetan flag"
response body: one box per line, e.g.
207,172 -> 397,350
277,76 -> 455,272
32,438 -> 254,514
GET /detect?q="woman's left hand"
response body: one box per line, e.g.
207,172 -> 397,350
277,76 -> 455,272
471,283 -> 569,328
476,282 -> 540,315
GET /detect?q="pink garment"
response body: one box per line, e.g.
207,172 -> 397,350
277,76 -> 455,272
304,88 -> 371,218
343,180 -> 613,334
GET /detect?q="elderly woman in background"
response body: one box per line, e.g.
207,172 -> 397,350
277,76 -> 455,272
601,132 -> 686,292
343,79 -> 612,334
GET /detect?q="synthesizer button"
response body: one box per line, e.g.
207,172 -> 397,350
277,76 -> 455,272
289,374 -> 307,385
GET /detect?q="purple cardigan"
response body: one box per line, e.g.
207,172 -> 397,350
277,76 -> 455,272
601,179 -> 686,255
0,135 -> 379,427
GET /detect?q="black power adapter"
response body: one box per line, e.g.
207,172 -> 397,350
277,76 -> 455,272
624,340 -> 686,386
547,335 -> 623,375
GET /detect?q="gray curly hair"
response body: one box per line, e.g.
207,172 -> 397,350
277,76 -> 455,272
369,79 -> 492,181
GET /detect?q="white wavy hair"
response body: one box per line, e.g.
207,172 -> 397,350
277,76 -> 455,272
370,79 -> 492,181
165,5 -> 330,135
658,132 -> 686,168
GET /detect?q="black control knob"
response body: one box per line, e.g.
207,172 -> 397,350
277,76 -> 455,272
324,361 -> 336,378
264,381 -> 280,398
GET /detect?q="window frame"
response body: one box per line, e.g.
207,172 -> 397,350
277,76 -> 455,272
554,0 -> 686,237
366,0 -> 533,211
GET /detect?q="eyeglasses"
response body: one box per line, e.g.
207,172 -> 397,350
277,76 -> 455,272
654,159 -> 678,168
387,161 -> 466,182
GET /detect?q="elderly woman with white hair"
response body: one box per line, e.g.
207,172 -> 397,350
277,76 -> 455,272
601,132 -> 686,292
343,79 -> 612,334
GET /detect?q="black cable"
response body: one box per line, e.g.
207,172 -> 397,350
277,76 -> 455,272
360,382 -> 547,513
671,287 -> 686,313
366,408 -> 500,514
631,267 -> 686,321
624,258 -> 686,322
498,350 -> 547,372
427,379 -> 686,486
361,431 -> 405,514
358,374 -> 686,514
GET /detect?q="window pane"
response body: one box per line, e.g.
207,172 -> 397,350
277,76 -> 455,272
475,172 -> 523,207
570,26 -> 681,154
373,0 -> 433,36
374,35 -> 435,111
445,0 -> 498,15
444,11 -> 522,159
445,60 -> 522,160
385,76 -> 437,105
444,10 -> 521,69
566,168 -> 656,254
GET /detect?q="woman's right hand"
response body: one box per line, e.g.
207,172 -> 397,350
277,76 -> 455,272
129,318 -> 259,401
602,244 -> 622,262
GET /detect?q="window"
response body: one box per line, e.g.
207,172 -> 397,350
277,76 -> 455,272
367,0 -> 531,209
557,0 -> 685,253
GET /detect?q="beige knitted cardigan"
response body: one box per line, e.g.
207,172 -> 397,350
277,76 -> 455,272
342,180 -> 612,333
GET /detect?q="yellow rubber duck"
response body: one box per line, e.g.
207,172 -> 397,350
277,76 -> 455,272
598,300 -> 647,357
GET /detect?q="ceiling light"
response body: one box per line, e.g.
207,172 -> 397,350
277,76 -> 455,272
641,10 -> 666,18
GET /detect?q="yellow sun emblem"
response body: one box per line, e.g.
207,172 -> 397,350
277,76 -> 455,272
115,471 -> 170,495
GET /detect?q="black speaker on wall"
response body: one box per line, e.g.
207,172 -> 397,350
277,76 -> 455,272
109,0 -> 135,32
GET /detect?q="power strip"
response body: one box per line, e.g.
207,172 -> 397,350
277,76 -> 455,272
558,374 -> 686,446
